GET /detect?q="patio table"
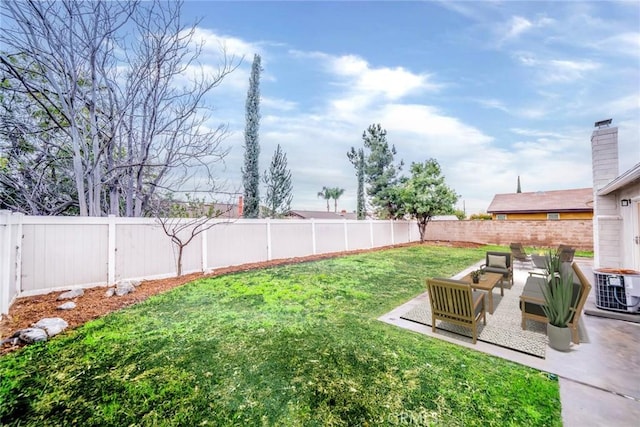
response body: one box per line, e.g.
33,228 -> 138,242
460,271 -> 504,314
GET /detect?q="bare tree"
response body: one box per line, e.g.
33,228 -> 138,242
150,193 -> 236,276
0,0 -> 239,216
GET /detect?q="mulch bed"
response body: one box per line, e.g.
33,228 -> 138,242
1,240 -> 483,355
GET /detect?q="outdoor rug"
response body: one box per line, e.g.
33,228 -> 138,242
400,287 -> 549,358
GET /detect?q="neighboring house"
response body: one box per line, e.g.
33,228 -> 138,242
487,188 -> 593,220
286,210 -> 358,220
591,123 -> 640,270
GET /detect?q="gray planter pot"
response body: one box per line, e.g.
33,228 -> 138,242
547,323 -> 571,351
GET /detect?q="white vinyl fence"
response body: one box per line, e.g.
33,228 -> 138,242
0,211 -> 420,315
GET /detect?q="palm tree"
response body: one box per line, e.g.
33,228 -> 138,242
328,187 -> 345,213
317,187 -> 331,212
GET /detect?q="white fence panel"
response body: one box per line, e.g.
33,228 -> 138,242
206,221 -> 268,269
393,221 -> 414,244
315,221 -> 347,254
371,221 -> 393,247
21,221 -> 109,293
270,220 -> 314,260
116,223 -> 178,280
346,221 -> 372,251
0,215 -> 419,315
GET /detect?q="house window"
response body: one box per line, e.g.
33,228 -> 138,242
496,214 -> 507,220
547,213 -> 560,220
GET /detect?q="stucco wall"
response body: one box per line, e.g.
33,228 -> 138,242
423,219 -> 593,250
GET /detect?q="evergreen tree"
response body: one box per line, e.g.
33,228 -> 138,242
347,147 -> 366,219
262,144 -> 293,218
361,124 -> 403,218
242,54 -> 262,218
517,175 -> 522,193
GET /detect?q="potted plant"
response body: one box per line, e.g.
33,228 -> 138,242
539,251 -> 576,351
471,269 -> 482,284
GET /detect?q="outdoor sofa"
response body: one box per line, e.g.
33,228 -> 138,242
519,262 -> 591,344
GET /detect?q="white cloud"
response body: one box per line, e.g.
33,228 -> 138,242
515,53 -> 601,84
505,16 -> 533,39
596,32 -> 640,58
191,27 -> 261,60
262,96 -> 298,112
329,55 -> 441,100
295,50 -> 442,103
476,98 -> 509,113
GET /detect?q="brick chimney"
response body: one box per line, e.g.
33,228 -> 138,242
591,121 -> 620,267
237,195 -> 244,217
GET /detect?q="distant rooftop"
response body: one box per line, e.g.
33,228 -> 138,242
487,188 -> 593,214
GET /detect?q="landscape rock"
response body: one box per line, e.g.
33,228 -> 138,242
33,317 -> 68,337
117,279 -> 142,288
18,327 -> 48,343
115,282 -> 135,296
105,288 -> 116,297
57,289 -> 84,300
57,302 -> 76,310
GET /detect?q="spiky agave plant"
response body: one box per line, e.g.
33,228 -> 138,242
539,251 -> 576,327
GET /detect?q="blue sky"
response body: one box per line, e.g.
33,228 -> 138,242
181,0 -> 640,215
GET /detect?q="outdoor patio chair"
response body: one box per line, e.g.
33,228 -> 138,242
510,243 -> 533,268
427,277 -> 486,344
480,251 -> 513,286
557,246 -> 576,263
529,253 -> 548,278
519,262 -> 591,344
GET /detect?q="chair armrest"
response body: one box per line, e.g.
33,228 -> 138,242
519,293 -> 545,305
473,293 -> 485,309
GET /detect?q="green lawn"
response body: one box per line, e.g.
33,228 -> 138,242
0,245 -> 562,426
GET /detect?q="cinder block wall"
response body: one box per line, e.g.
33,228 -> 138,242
423,220 -> 593,251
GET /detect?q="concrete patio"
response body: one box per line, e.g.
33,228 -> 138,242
380,259 -> 640,426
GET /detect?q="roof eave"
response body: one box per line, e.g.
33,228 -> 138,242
597,162 -> 640,196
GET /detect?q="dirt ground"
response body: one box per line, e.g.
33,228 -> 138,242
0,240 -> 482,355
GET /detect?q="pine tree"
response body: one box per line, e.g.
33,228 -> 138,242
347,147 -> 366,219
262,144 -> 293,218
242,54 -> 262,218
361,124 -> 403,218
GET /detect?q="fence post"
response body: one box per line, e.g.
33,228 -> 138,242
311,219 -> 317,255
266,218 -> 272,261
369,219 -> 374,248
0,211 -> 10,315
0,211 -> 21,316
390,219 -> 395,245
13,212 -> 23,299
201,224 -> 208,273
343,219 -> 349,251
107,215 -> 116,285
